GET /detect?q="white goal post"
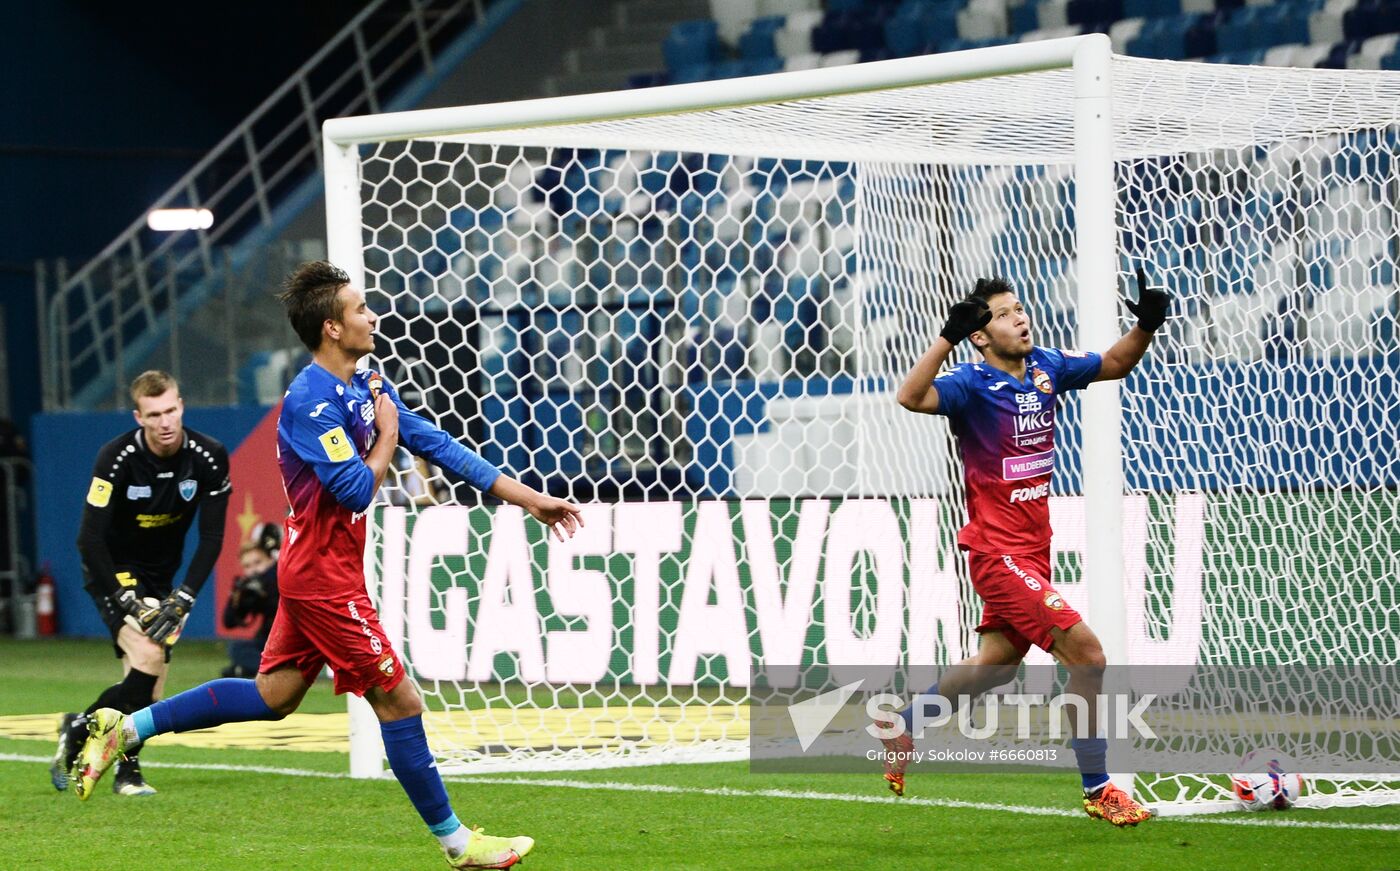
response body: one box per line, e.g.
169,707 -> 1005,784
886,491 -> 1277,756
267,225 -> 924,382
323,35 -> 1400,814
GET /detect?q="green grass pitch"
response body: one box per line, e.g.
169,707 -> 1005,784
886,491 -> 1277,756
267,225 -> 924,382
1,638 -> 1396,870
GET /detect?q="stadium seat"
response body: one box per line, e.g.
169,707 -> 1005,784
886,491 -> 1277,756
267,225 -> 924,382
664,20 -> 723,71
1128,13 -> 1202,56
1109,16 -> 1146,49
1066,0 -> 1125,25
1224,3 -> 1319,53
739,15 -> 786,57
885,0 -> 956,55
783,51 -> 823,69
1264,40 -> 1333,64
711,0 -> 761,46
1342,0 -> 1400,40
820,49 -> 863,65
671,62 -> 716,84
758,0 -> 821,15
774,9 -> 824,55
1037,0 -> 1072,27
959,0 -> 1011,39
1350,31 -> 1400,66
1011,1 -> 1041,32
1310,0 -> 1357,43
1124,0 -> 1182,19
812,8 -> 891,54
1021,23 -> 1084,39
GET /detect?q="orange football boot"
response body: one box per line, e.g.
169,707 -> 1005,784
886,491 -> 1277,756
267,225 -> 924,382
1083,782 -> 1153,827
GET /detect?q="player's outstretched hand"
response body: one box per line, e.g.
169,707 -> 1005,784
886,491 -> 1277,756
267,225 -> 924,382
1125,267 -> 1169,333
528,496 -> 585,542
147,585 -> 196,645
940,290 -> 993,345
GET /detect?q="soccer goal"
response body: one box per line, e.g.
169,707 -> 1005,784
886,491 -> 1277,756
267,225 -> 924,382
323,35 -> 1400,813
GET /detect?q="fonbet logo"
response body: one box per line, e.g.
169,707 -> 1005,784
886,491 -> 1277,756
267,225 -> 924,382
787,680 -> 865,752
1009,483 -> 1050,503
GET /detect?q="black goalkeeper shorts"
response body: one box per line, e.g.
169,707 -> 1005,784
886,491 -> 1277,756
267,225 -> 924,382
83,568 -> 175,662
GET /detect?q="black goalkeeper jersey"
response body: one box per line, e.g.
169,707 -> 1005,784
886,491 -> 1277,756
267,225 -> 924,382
76,427 -> 231,597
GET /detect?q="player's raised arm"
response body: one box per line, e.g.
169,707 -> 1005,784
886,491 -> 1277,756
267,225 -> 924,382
377,376 -> 582,541
897,294 -> 991,414
1095,266 -> 1170,382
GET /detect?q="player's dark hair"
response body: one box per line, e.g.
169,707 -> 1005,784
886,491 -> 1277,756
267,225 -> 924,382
969,277 -> 1015,304
129,370 -> 178,406
279,261 -> 351,351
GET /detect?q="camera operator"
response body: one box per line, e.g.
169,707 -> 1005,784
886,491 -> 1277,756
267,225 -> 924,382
221,531 -> 279,678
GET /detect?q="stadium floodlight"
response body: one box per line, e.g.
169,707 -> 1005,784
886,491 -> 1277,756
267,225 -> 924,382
146,208 -> 214,231
323,35 -> 1400,814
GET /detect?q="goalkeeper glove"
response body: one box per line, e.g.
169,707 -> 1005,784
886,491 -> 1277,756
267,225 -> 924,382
1125,267 -> 1170,333
940,293 -> 993,346
114,589 -> 159,633
148,586 -> 196,645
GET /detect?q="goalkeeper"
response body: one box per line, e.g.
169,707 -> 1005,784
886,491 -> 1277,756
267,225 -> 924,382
50,370 -> 231,797
73,262 -> 582,869
881,271 -> 1168,827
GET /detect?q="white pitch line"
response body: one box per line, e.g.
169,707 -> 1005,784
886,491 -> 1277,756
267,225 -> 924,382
4,752 -> 1397,833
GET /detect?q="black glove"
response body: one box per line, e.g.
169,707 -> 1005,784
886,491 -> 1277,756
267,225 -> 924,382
231,574 -> 268,619
1125,267 -> 1169,333
114,589 -> 159,632
940,294 -> 993,345
148,586 -> 196,645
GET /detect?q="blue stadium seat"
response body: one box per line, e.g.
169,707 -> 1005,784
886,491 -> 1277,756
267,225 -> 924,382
664,20 -> 722,71
1011,2 -> 1040,33
1066,0 -> 1125,26
671,62 -> 716,83
626,72 -> 671,88
1124,0 -> 1181,19
1343,0 -> 1400,40
1128,13 -> 1203,57
741,56 -> 785,74
1207,47 -> 1268,63
812,7 -> 891,54
739,15 -> 786,58
711,59 -> 752,78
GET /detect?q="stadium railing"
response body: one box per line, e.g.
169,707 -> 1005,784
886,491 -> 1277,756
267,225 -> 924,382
35,0 -> 516,412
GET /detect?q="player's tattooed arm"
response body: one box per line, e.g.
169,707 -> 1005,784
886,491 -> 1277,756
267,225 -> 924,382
1097,267 -> 1169,382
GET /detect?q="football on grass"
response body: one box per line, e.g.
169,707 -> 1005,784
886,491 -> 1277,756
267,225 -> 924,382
1231,748 -> 1305,810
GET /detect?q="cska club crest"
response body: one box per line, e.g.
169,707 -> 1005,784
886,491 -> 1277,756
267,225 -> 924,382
1032,367 -> 1052,394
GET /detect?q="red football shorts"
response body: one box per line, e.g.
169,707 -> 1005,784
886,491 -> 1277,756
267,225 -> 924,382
259,592 -> 405,697
967,548 -> 1082,654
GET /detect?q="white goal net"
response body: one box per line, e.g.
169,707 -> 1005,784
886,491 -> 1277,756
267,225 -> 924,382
328,38 -> 1400,811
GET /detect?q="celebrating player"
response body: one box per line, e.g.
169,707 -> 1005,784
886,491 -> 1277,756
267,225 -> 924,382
72,261 -> 583,869
50,370 -> 231,797
880,272 -> 1168,827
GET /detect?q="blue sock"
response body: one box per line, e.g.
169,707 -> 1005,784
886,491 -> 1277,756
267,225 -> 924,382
900,683 -> 955,734
382,714 -> 459,837
133,678 -> 278,742
1070,737 -> 1110,793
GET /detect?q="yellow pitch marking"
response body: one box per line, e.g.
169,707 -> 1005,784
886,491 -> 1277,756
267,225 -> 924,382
0,704 -> 750,755
0,712 -> 351,752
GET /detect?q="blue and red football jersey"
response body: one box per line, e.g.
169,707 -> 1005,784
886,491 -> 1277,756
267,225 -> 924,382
932,347 -> 1102,554
276,362 -> 500,599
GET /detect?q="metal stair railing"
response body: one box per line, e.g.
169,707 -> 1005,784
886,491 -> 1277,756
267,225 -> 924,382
37,0 -> 498,410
